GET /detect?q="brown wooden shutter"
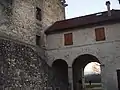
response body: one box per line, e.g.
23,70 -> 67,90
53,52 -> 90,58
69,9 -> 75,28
95,27 -> 105,41
64,33 -> 73,45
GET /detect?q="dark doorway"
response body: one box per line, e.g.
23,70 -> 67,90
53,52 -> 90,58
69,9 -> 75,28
52,59 -> 68,86
117,69 -> 120,90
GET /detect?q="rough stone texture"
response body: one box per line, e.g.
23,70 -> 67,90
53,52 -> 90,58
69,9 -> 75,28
0,0 -> 65,45
0,38 -> 67,90
0,0 -> 67,90
0,0 -> 12,37
42,0 -> 65,29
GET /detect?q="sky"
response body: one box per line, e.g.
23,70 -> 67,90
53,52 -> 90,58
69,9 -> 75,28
84,62 -> 101,75
65,0 -> 120,19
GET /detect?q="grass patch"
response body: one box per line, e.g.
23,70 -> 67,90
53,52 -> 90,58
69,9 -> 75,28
85,84 -> 101,88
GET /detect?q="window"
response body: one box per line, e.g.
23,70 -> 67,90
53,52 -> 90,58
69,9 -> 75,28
36,7 -> 42,21
36,35 -> 40,46
64,33 -> 73,45
95,27 -> 105,41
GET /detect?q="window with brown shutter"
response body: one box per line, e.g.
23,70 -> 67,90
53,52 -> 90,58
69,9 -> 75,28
95,27 -> 105,41
64,33 -> 73,46
36,7 -> 42,21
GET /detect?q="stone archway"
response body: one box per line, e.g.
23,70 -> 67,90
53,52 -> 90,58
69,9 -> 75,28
52,59 -> 68,89
72,54 -> 101,90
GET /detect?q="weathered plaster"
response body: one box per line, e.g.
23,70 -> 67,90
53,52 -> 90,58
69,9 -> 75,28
46,23 -> 120,90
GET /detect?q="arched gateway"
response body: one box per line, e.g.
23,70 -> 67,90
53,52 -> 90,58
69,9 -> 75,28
52,59 -> 69,89
72,54 -> 101,90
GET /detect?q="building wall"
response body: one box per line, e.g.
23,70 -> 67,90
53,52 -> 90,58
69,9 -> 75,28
11,0 -> 36,45
0,37 -> 68,90
42,0 -> 65,29
0,0 -> 67,89
0,0 -> 67,90
0,0 -> 65,45
46,23 -> 120,90
0,0 -> 12,38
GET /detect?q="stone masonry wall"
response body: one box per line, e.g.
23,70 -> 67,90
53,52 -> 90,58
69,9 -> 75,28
0,37 -> 67,90
42,0 -> 65,29
11,0 -> 37,45
0,0 -> 12,40
0,0 -> 65,46
0,0 -> 67,90
0,0 -> 37,45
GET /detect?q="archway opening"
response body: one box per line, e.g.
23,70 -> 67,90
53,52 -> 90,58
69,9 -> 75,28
52,59 -> 68,86
72,54 -> 101,90
84,62 -> 101,89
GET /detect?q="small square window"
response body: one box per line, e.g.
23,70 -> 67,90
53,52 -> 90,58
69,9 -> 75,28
36,7 -> 42,21
36,35 -> 40,46
64,33 -> 73,46
95,27 -> 105,41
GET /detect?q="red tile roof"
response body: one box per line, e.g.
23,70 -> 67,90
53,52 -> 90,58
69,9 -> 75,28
45,10 -> 120,34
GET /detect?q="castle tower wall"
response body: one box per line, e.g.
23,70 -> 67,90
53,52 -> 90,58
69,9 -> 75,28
0,0 -> 66,45
42,0 -> 65,29
0,0 -> 68,90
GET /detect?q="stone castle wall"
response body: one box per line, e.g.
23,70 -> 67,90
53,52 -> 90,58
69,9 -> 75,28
0,37 -> 68,90
0,0 -> 67,89
42,0 -> 65,28
0,0 -> 65,45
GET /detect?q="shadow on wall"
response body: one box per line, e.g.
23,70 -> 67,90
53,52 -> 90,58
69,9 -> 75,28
52,59 -> 69,90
